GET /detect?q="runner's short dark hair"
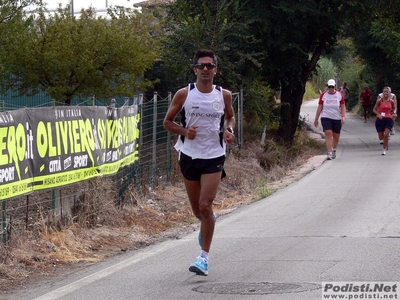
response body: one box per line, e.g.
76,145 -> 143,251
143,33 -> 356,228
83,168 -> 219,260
193,49 -> 217,66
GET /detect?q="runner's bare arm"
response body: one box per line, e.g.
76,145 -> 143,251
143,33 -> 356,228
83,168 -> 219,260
164,88 -> 191,137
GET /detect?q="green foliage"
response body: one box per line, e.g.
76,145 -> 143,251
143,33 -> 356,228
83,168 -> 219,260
161,0 -> 265,92
371,20 -> 400,60
0,5 -> 160,104
160,0 -> 279,137
255,127 -> 325,182
0,0 -> 42,25
244,0 -> 358,143
323,38 -> 361,110
312,57 -> 336,92
303,82 -> 320,101
339,59 -> 364,110
4,0 -> 398,146
242,75 -> 278,129
160,0 -> 372,144
255,177 -> 272,201
254,0 -> 345,84
329,38 -> 354,73
349,1 -> 400,95
0,0 -> 42,74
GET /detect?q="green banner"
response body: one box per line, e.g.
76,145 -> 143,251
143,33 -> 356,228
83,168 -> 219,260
0,105 -> 140,200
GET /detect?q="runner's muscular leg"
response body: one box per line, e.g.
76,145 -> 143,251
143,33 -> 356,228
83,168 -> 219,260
324,130 -> 333,152
183,179 -> 201,220
198,172 -> 221,252
383,128 -> 390,149
184,172 -> 221,252
378,131 -> 384,141
332,132 -> 340,149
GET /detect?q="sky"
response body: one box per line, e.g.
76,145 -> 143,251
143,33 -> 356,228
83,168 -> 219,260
40,0 -> 147,11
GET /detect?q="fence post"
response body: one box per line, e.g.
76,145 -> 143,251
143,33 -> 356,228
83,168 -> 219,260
166,92 -> 172,181
152,92 -> 158,189
139,94 -> 144,150
2,200 -> 7,244
26,195 -> 29,230
52,188 -> 56,210
129,94 -> 143,188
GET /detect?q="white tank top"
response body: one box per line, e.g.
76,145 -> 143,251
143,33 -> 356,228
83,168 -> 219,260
175,83 -> 226,159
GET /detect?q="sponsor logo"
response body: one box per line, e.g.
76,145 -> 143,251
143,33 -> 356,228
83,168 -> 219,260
322,282 -> 399,299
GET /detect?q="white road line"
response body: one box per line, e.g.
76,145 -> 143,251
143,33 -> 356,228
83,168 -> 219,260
32,239 -> 180,300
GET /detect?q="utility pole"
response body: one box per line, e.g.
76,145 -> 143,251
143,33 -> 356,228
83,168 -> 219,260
71,0 -> 74,16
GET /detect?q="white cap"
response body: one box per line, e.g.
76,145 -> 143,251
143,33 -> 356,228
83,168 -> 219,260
327,79 -> 336,86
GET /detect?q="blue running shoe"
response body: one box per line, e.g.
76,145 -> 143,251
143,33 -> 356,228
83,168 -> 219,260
198,213 -> 217,247
189,256 -> 208,276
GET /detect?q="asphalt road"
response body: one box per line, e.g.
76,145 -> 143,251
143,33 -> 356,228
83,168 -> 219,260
6,99 -> 400,300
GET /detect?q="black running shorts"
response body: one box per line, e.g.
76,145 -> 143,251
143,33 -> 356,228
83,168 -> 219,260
375,117 -> 394,132
321,117 -> 342,134
179,152 -> 225,181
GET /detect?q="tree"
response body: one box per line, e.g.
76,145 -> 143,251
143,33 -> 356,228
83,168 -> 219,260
247,0 -> 352,143
0,5 -> 160,105
0,0 -> 42,25
160,0 -> 276,129
162,0 -> 262,91
352,1 -> 400,91
0,0 -> 43,74
161,0 -> 361,143
161,0 -> 391,144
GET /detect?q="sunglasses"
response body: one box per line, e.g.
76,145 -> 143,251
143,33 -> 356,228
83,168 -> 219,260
194,63 -> 217,70
328,86 -> 335,88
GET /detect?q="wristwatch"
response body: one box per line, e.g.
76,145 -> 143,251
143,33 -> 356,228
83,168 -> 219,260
226,127 -> 234,134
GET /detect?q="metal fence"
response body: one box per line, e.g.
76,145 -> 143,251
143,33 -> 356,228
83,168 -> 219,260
0,89 -> 243,243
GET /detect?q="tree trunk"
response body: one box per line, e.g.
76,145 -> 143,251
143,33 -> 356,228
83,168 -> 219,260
277,32 -> 330,144
65,97 -> 72,106
277,83 -> 305,144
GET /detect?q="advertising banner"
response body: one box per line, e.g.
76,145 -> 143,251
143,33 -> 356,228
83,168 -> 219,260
0,105 -> 140,200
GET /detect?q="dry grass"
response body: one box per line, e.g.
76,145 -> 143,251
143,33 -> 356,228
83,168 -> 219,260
0,127 -> 324,292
